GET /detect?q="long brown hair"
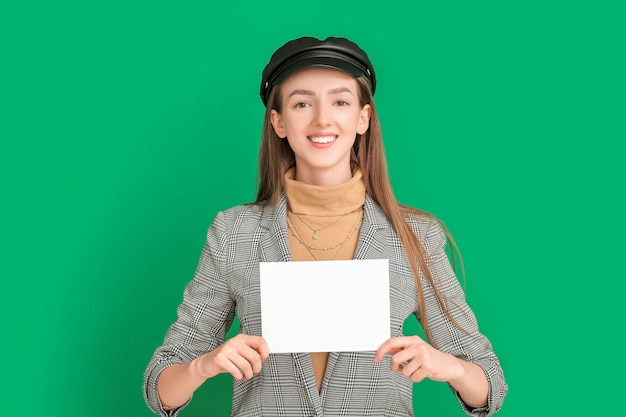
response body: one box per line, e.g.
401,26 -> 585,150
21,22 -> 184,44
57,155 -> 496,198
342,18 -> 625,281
255,76 -> 466,344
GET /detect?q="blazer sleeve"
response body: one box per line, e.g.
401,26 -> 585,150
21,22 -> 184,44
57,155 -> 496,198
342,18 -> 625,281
143,211 -> 236,416
420,218 -> 508,417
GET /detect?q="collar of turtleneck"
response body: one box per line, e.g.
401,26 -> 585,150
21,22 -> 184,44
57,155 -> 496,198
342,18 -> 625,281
283,168 -> 366,216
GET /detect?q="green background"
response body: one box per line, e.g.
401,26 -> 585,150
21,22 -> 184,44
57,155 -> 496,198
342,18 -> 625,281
2,0 -> 624,416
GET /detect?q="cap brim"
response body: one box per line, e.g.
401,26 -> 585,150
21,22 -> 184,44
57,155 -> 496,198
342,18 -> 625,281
272,56 -> 364,86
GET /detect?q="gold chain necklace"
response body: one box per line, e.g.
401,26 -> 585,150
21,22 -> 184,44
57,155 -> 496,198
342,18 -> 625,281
289,205 -> 364,240
286,207 -> 363,259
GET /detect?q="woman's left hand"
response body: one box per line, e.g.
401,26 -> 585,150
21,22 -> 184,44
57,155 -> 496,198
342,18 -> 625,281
374,336 -> 464,383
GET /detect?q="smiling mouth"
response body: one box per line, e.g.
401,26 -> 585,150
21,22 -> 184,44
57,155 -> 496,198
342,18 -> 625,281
308,135 -> 337,144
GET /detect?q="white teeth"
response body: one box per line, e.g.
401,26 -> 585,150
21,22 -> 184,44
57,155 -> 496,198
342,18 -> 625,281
308,136 -> 335,143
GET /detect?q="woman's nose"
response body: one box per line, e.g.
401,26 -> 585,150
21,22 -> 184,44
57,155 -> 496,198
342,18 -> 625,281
313,104 -> 331,126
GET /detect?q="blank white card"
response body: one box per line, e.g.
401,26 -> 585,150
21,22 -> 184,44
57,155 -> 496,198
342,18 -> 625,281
259,259 -> 390,353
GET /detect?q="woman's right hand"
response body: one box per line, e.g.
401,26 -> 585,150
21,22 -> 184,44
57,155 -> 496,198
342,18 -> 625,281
194,335 -> 270,381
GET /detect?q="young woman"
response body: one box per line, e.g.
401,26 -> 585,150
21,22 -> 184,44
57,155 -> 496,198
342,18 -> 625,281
144,36 -> 507,416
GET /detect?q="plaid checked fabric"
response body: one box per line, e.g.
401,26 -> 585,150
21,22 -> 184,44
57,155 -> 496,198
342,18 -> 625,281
144,194 -> 507,416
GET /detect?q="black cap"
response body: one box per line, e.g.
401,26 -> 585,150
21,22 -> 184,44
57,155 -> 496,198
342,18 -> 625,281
260,36 -> 376,106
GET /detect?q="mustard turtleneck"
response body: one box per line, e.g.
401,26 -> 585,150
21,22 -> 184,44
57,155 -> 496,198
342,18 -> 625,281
283,167 -> 366,392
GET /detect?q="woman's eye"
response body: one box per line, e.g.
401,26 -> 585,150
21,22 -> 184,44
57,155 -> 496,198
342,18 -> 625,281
294,102 -> 310,109
335,100 -> 349,107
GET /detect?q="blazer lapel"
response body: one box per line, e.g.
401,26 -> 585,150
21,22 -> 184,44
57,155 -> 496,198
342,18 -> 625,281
258,195 -> 291,263
257,195 -> 324,413
322,195 -> 391,405
354,194 -> 389,261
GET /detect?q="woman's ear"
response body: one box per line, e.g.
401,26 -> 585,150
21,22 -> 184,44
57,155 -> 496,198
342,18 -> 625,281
357,104 -> 371,135
270,109 -> 287,138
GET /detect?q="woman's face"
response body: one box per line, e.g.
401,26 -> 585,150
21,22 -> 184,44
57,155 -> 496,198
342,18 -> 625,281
270,67 -> 371,186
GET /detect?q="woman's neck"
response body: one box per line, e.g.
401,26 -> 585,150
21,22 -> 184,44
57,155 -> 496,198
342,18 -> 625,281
293,166 -> 353,187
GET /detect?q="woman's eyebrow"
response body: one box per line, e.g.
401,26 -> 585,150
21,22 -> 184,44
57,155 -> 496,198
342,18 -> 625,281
288,89 -> 315,98
328,87 -> 354,96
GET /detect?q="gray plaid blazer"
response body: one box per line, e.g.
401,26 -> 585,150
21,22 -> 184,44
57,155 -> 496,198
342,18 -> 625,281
144,194 -> 507,417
